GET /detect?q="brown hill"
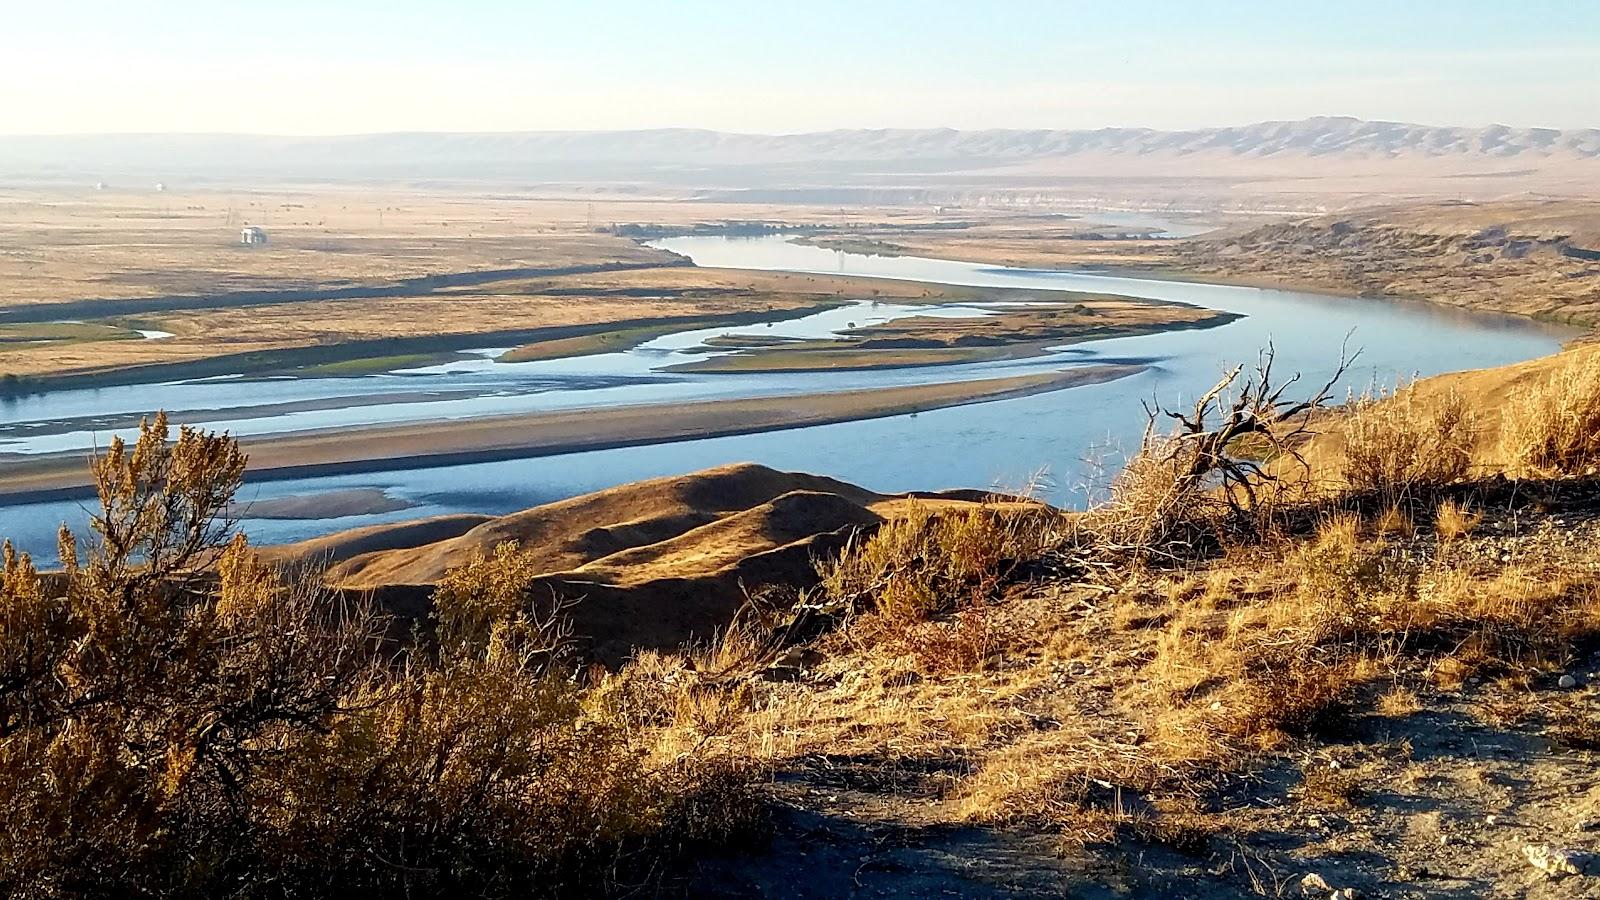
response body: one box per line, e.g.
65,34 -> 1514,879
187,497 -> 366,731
312,463 -> 886,589
272,463 -> 1016,663
9,118 -> 1596,183
1175,199 -> 1600,325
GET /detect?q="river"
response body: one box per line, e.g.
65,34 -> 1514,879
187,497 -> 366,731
0,235 -> 1572,561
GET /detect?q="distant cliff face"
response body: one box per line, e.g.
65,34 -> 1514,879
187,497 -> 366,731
3,117 -> 1596,186
1172,201 -> 1600,325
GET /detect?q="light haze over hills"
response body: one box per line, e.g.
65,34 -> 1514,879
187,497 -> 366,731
3,118 -> 1597,190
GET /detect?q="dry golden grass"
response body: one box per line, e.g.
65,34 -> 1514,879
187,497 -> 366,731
1341,383 -> 1474,494
1296,347 -> 1600,488
1090,434 -> 1215,548
1376,503 -> 1415,538
818,500 -> 1052,675
1433,499 -> 1484,542
1500,349 -> 1600,476
1378,684 -> 1423,716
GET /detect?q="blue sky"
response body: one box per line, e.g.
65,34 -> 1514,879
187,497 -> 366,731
2,1 -> 1595,133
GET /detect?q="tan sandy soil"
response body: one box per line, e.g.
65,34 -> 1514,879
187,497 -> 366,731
0,265 -> 1103,382
228,487 -> 415,520
0,187 -> 1042,381
0,366 -> 1141,501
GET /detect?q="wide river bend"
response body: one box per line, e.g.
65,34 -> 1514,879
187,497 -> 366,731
0,235 -> 1572,561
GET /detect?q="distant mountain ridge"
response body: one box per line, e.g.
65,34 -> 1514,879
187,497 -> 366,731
3,117 -> 1596,184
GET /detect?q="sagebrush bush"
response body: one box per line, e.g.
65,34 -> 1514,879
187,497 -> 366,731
821,502 -> 1042,620
1500,350 -> 1600,476
818,501 -> 1046,671
1341,383 -> 1474,495
0,415 -> 759,899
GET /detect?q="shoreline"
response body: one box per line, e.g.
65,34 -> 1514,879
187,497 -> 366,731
0,302 -> 843,396
0,366 -> 1144,505
821,237 -> 1594,338
663,311 -> 1242,374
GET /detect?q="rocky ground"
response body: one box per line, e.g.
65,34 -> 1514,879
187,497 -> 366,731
674,482 -> 1600,898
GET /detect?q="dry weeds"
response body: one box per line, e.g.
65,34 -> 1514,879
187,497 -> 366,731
0,418 -> 764,899
1501,349 -> 1600,476
1341,383 -> 1474,495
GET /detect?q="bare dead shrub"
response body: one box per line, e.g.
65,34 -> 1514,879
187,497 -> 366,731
1083,345 -> 1351,558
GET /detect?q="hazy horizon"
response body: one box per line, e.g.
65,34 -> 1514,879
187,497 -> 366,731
3,1 -> 1596,136
4,114 -> 1598,140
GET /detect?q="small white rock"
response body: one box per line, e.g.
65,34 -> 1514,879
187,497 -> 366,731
1332,890 -> 1361,900
1559,674 -> 1579,689
1485,814 -> 1499,826
1522,844 -> 1589,878
1300,872 -> 1333,894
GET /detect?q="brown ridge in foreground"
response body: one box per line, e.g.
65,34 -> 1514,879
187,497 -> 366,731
0,366 -> 1140,503
266,463 -> 1028,666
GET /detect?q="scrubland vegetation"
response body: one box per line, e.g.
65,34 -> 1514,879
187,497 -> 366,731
0,415 -> 763,899
5,348 -> 1600,895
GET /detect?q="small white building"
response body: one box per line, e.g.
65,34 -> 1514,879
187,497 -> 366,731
240,226 -> 268,246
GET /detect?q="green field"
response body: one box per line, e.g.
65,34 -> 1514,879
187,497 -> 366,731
295,353 -> 463,377
0,322 -> 144,346
666,345 -> 1011,373
495,324 -> 686,364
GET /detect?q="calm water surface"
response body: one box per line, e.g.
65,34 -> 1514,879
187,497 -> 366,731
0,235 -> 1572,561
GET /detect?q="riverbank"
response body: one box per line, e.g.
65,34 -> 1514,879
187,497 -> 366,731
665,299 -> 1240,374
803,200 -> 1600,332
0,366 -> 1142,503
0,262 -> 1179,393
